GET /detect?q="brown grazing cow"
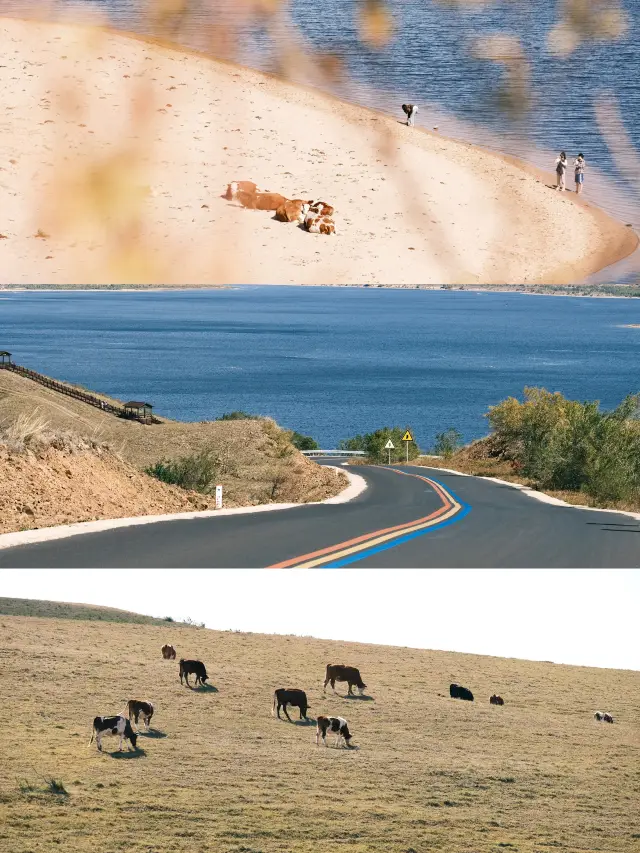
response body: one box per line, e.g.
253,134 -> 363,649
161,644 -> 176,660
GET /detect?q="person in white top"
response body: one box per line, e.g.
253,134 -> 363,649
402,103 -> 418,127
555,151 -> 568,191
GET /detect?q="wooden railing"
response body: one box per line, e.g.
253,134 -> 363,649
0,362 -> 161,424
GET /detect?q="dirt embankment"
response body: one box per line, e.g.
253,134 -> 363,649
0,370 -> 346,534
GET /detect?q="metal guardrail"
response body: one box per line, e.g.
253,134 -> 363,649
300,450 -> 366,458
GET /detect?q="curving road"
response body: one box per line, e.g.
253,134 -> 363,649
1,463 -> 639,568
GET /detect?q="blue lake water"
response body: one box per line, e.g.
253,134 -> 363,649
2,288 -> 640,448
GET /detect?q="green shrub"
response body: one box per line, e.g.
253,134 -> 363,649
339,426 -> 420,464
487,387 -> 640,505
216,411 -> 261,421
433,428 -> 463,459
289,431 -> 319,451
145,450 -> 219,493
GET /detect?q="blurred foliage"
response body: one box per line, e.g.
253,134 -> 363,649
289,431 -> 319,451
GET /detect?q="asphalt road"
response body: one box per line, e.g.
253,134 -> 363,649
1,463 -> 639,568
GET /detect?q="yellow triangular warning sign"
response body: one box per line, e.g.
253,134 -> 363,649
402,430 -> 413,442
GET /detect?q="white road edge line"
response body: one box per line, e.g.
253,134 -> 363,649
426,466 -> 640,521
0,465 -> 368,551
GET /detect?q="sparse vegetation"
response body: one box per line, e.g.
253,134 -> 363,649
1,613 -> 638,853
0,598 -> 193,626
216,411 -> 262,421
145,449 -> 220,494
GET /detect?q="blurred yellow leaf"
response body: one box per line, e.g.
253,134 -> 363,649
358,0 -> 395,49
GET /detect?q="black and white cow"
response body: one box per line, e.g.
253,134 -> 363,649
179,659 -> 208,687
272,688 -> 309,721
316,715 -> 354,749
324,664 -> 367,696
90,715 -> 138,752
594,711 -> 614,723
126,699 -> 154,731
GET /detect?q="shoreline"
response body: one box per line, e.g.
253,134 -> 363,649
0,16 -> 637,287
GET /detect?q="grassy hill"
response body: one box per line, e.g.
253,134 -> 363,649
0,612 -> 638,853
0,597 -> 195,626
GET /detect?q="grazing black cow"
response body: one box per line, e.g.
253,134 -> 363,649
324,664 -> 367,696
594,711 -> 614,723
126,699 -> 154,731
490,694 -> 504,706
450,683 -> 474,701
272,688 -> 309,721
179,658 -> 208,687
316,715 -> 355,748
90,715 -> 138,752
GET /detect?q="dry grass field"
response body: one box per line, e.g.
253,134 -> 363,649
0,609 -> 638,853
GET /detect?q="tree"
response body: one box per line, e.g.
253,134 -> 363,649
340,426 -> 420,464
433,428 -> 463,459
290,431 -> 319,451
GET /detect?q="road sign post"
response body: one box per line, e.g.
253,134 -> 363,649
384,438 -> 395,465
402,430 -> 414,463
215,485 -> 223,509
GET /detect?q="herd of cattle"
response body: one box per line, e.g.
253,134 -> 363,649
223,180 -> 337,235
89,646 -> 616,753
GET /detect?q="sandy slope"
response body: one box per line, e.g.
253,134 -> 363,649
0,16 -> 636,286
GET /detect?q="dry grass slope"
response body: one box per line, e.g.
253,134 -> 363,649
0,598 -> 192,626
1,614 -> 638,853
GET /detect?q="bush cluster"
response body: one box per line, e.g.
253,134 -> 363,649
145,450 -> 219,494
339,426 -> 420,463
487,387 -> 640,504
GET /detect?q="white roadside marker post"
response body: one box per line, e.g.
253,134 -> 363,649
215,485 -> 223,509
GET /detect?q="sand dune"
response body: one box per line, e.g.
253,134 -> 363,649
0,17 -> 635,286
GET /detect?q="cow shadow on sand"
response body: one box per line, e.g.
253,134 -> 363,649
343,693 -> 374,701
108,748 -> 147,759
138,729 -> 167,739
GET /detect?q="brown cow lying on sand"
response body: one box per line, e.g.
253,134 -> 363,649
223,180 -> 258,200
161,644 -> 176,660
275,199 -> 310,223
490,694 -> 504,706
238,190 -> 288,211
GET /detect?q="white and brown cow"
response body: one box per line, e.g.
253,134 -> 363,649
307,200 -> 335,217
90,715 -> 138,753
126,700 -> 154,731
304,212 -> 336,235
161,644 -> 176,660
316,715 -> 355,749
223,180 -> 258,201
275,199 -> 310,223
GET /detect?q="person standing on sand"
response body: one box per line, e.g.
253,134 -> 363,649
555,151 -> 568,191
402,103 -> 418,126
574,153 -> 586,194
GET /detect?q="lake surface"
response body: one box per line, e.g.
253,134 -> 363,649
2,288 -> 640,448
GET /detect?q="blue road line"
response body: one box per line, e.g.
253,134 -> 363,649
322,471 -> 472,568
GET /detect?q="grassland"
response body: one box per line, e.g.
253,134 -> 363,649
0,598 -> 194,626
1,612 -> 638,853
